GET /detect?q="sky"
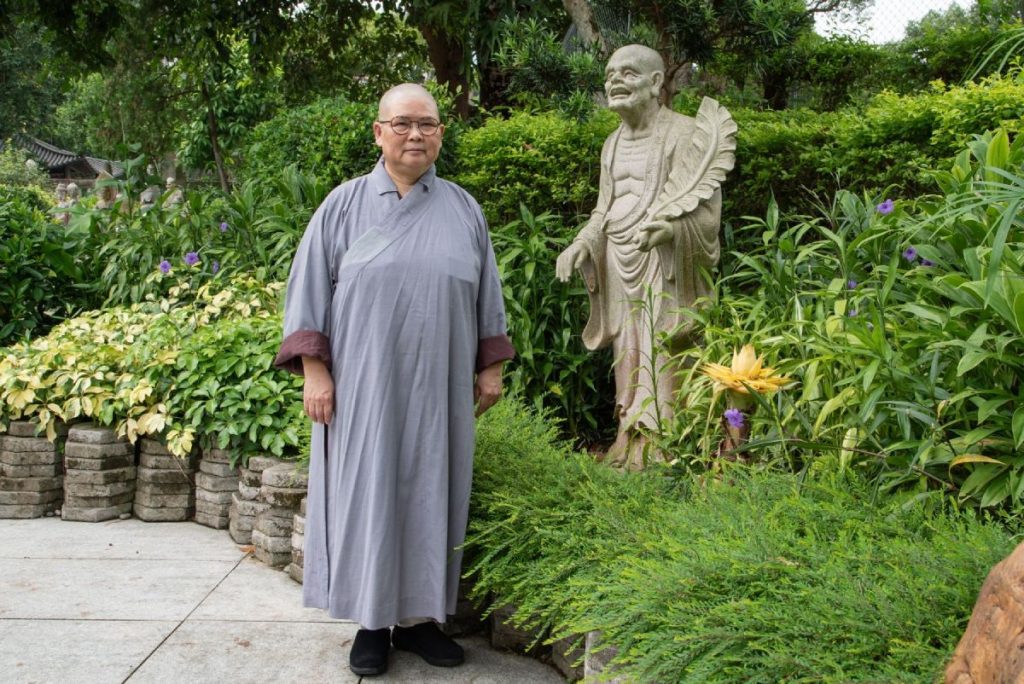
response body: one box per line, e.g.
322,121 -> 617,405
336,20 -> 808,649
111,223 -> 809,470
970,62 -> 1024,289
816,0 -> 975,43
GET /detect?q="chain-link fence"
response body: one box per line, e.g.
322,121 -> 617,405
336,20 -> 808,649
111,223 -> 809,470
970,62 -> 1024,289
818,0 -> 1023,44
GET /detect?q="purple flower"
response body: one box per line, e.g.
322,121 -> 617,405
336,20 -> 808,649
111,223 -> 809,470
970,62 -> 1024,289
847,279 -> 857,290
184,251 -> 200,267
921,258 -> 934,267
724,408 -> 745,429
848,308 -> 857,317
219,221 -> 228,233
902,246 -> 918,262
877,199 -> 894,215
211,260 -> 220,274
158,259 -> 171,274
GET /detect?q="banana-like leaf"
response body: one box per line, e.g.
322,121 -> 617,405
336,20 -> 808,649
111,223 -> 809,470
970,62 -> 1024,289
649,98 -> 738,222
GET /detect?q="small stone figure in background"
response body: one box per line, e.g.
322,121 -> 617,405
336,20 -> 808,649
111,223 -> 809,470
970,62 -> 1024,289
139,185 -> 160,212
555,44 -> 737,469
66,182 -> 81,206
94,170 -> 118,210
54,183 -> 71,225
162,176 -> 183,209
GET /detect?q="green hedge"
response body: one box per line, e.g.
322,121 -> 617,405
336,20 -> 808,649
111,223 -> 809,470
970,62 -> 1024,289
240,97 -> 380,188
0,184 -> 84,344
452,109 -> 617,228
466,400 -> 1013,682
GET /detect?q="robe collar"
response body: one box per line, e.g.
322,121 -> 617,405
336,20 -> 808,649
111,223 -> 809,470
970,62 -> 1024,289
370,156 -> 438,195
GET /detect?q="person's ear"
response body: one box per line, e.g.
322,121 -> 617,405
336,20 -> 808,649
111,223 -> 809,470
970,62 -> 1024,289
651,71 -> 664,97
373,121 -> 384,147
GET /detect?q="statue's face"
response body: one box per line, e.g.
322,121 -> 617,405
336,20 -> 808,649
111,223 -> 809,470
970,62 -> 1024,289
605,49 -> 661,114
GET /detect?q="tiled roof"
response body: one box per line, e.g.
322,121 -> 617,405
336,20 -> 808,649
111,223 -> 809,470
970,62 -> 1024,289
11,134 -> 124,176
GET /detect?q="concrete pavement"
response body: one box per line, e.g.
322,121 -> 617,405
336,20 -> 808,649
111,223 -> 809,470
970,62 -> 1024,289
0,518 -> 562,683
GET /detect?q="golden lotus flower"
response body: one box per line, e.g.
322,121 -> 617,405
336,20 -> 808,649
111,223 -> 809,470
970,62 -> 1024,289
702,345 -> 791,395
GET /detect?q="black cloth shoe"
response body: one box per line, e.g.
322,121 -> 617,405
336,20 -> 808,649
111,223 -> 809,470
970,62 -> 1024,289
349,627 -> 391,676
392,622 -> 465,667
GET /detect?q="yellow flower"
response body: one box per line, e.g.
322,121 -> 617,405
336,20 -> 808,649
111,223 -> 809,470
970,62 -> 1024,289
702,345 -> 791,394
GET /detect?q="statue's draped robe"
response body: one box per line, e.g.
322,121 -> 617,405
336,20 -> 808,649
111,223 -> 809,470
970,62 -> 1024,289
574,106 -> 723,431
274,159 -> 513,629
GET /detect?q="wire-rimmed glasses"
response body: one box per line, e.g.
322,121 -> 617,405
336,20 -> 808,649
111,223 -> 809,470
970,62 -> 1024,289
377,117 -> 442,136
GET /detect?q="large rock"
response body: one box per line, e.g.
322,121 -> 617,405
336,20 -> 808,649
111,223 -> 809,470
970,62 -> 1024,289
946,542 -> 1024,683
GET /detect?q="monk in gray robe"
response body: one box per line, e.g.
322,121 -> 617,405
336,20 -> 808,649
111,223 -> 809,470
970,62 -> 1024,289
274,84 -> 514,676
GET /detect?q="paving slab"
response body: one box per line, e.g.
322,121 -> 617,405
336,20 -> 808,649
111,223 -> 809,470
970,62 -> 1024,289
190,556 -> 334,623
385,636 -> 562,683
0,619 -> 177,684
0,557 -> 238,620
127,620 -> 360,683
0,518 -> 246,561
0,518 -> 563,683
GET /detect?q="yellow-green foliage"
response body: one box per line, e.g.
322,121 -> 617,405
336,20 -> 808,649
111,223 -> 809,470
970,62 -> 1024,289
0,275 -> 283,456
467,400 -> 1014,682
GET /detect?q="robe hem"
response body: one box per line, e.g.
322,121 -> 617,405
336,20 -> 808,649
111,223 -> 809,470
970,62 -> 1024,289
274,329 -> 331,375
303,595 -> 454,630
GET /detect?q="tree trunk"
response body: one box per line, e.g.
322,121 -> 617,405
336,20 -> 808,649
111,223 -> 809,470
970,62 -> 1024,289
762,70 -> 790,110
419,24 -> 470,119
562,0 -> 609,54
201,81 -> 230,192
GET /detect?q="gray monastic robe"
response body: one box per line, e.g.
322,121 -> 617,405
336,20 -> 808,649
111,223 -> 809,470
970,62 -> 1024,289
274,158 -> 514,629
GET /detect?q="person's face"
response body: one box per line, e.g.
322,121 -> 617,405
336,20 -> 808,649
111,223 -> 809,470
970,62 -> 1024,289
373,93 -> 444,180
604,49 -> 662,114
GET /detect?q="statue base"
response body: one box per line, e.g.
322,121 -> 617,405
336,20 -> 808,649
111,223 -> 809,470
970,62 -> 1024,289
602,427 -> 666,471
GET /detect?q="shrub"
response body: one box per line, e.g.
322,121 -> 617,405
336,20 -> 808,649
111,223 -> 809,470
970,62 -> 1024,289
0,184 -> 85,344
657,128 -> 1024,514
466,399 -> 1013,682
240,97 -> 379,188
0,276 -> 304,461
492,206 -> 614,442
452,109 -> 617,227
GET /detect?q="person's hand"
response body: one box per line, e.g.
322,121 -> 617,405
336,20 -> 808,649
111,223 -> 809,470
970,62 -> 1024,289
302,357 -> 334,424
555,242 -> 590,282
475,362 -> 503,417
636,220 -> 674,252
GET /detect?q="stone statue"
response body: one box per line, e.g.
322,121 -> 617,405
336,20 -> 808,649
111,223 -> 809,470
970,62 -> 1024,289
66,182 -> 81,205
94,170 -> 118,210
555,44 -> 737,469
55,183 -> 70,225
162,176 -> 183,209
140,185 -> 160,211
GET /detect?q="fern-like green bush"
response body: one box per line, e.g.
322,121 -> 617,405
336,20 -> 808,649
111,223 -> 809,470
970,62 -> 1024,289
467,400 -> 1013,682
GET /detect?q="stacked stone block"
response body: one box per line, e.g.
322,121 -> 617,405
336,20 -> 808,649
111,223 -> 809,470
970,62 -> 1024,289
0,421 -> 66,518
62,424 -> 136,522
228,455 -> 280,544
286,497 -> 306,583
194,448 -> 239,529
252,463 -> 307,568
133,438 -> 196,522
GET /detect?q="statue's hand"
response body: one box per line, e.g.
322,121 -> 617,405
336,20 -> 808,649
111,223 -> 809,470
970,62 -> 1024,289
635,220 -> 674,252
556,242 -> 590,282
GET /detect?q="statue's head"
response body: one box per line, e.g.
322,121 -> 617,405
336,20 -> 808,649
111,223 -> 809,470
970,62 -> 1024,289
374,83 -> 444,181
56,183 -> 67,200
67,182 -> 80,200
605,45 -> 664,117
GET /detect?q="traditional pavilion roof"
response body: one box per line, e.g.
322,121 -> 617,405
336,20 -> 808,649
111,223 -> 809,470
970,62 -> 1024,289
6,134 -> 123,177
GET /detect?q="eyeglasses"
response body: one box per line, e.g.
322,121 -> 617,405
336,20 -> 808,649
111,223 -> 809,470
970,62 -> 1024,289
377,117 -> 442,136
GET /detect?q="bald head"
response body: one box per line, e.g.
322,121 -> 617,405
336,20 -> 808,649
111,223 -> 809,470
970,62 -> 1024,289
610,45 -> 664,76
378,83 -> 440,121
